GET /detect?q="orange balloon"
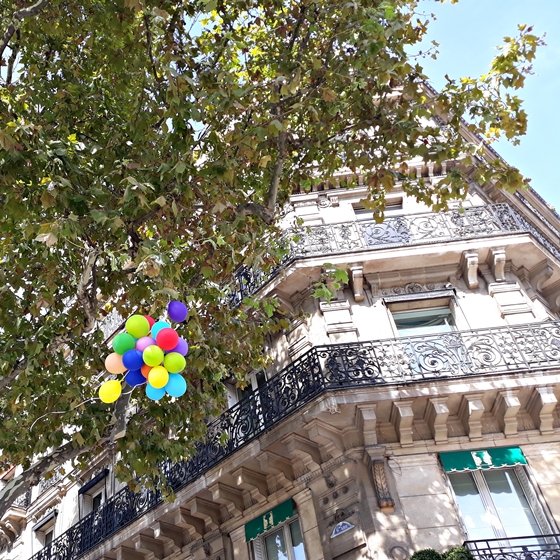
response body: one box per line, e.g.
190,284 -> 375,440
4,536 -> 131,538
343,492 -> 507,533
105,352 -> 126,374
141,364 -> 152,379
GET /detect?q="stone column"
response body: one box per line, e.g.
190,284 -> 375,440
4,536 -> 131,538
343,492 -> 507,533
230,525 -> 250,560
292,488 -> 325,560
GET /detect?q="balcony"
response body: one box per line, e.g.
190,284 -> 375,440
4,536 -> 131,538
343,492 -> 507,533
230,203 -> 560,304
465,535 -> 560,560
30,320 -> 560,560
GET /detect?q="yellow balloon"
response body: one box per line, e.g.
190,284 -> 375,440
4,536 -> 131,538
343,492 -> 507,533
99,380 -> 122,403
148,366 -> 169,389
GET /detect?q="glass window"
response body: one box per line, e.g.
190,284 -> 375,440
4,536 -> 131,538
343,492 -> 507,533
253,518 -> 307,560
92,491 -> 103,511
44,530 -> 54,547
449,468 -> 543,541
393,308 -> 456,337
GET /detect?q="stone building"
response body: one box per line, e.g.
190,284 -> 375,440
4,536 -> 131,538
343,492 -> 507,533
2,149 -> 560,560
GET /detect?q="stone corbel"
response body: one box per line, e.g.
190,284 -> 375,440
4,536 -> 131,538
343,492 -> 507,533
492,390 -> 521,437
390,400 -> 414,447
529,260 -> 554,294
356,404 -> 378,447
350,264 -> 365,302
490,247 -> 506,282
372,460 -> 396,512
458,393 -> 485,441
423,397 -> 449,444
461,250 -> 479,289
527,386 -> 558,434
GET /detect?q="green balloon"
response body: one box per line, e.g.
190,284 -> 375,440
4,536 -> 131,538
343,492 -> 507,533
126,315 -> 150,338
112,333 -> 136,355
164,352 -> 186,373
143,345 -> 164,367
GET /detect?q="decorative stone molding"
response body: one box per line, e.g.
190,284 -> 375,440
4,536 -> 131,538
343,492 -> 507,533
349,264 -> 365,302
423,397 -> 449,444
492,390 -> 521,437
527,386 -> 558,434
390,400 -> 415,447
488,282 -> 534,322
372,460 -> 395,512
285,317 -> 312,359
490,247 -> 506,282
458,393 -> 485,441
380,282 -> 452,297
319,298 -> 358,339
461,250 -> 479,289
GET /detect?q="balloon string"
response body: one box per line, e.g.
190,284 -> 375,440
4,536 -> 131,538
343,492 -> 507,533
29,387 -> 135,431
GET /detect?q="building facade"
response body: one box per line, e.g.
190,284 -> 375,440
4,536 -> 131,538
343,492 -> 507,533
2,158 -> 560,560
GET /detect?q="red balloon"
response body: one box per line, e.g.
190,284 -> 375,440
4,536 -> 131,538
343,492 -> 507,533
156,328 -> 179,351
144,315 -> 155,328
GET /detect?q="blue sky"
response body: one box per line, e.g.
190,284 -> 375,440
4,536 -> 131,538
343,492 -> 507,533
417,0 -> 560,210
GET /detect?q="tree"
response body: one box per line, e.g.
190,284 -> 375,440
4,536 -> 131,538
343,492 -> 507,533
0,0 -> 542,518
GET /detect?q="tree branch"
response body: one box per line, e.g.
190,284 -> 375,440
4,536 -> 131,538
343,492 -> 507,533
266,130 -> 287,212
0,0 -> 51,62
235,202 -> 275,224
5,29 -> 20,84
76,249 -> 99,332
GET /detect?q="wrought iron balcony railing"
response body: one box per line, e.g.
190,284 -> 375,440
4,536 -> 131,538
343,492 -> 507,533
31,321 -> 560,560
229,203 -> 560,305
465,534 -> 560,560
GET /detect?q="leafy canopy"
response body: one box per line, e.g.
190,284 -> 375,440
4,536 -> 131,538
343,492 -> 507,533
0,0 -> 542,511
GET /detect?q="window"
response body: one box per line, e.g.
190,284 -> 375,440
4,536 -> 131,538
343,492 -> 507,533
92,490 -> 104,511
392,307 -> 456,337
253,519 -> 306,560
44,530 -> 54,547
442,448 -> 553,542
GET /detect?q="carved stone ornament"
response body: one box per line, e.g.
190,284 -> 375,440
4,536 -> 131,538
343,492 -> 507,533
203,542 -> 213,557
380,282 -> 450,296
328,508 -> 355,527
372,460 -> 395,511
324,473 -> 337,489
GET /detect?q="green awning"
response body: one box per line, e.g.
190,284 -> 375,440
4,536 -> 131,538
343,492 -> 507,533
440,447 -> 527,473
245,499 -> 294,542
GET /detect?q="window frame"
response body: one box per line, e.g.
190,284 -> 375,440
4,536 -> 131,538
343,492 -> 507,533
250,516 -> 307,560
447,465 -> 554,542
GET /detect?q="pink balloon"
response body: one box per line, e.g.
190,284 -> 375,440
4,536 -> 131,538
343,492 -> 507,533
136,336 -> 156,352
105,352 -> 126,374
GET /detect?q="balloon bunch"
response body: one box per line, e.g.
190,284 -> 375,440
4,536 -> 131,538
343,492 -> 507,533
99,301 -> 189,403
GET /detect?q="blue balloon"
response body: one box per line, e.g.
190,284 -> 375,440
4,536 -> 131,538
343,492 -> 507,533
164,374 -> 187,398
146,384 -> 166,401
151,321 -> 171,340
122,349 -> 144,371
125,369 -> 146,387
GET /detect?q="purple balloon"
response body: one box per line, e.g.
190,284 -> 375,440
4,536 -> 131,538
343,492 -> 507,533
125,369 -> 146,387
122,349 -> 144,371
136,336 -> 156,352
171,337 -> 189,356
168,300 -> 189,323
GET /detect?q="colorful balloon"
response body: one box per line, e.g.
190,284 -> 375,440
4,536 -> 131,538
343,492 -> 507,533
99,380 -> 122,403
156,328 -> 179,351
146,384 -> 165,401
143,345 -> 164,367
168,301 -> 189,322
140,364 -> 152,378
112,333 -> 136,355
125,315 -> 150,338
148,365 -> 169,388
164,352 -> 186,373
144,315 -> 155,329
164,374 -> 187,397
136,336 -> 156,352
125,369 -> 146,387
151,321 -> 171,339
105,352 -> 127,374
171,337 -> 189,356
122,349 -> 144,371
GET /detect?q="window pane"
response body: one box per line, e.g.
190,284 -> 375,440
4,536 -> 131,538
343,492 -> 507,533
265,528 -> 288,560
92,492 -> 103,511
449,472 -> 497,540
393,309 -> 455,337
483,470 -> 541,538
45,531 -> 54,546
289,521 -> 306,560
